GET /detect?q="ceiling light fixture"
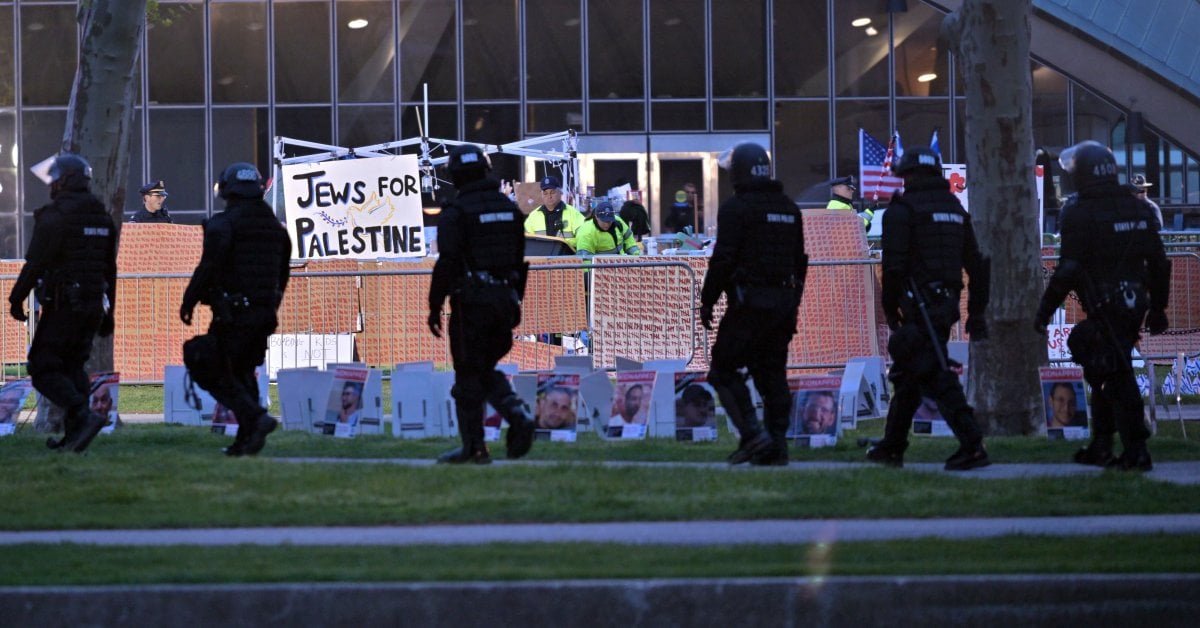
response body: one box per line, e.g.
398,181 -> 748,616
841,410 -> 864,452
918,73 -> 937,82
851,18 -> 871,27
347,19 -> 369,30
865,26 -> 879,36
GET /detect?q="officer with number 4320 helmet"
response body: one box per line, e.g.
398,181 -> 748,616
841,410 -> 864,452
701,142 -> 808,467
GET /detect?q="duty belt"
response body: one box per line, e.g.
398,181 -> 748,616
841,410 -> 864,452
466,270 -> 513,286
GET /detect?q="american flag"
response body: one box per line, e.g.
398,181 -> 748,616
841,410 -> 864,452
860,129 -> 904,203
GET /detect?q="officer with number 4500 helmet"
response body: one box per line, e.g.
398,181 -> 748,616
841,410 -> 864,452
701,142 -> 808,466
1035,141 -> 1171,471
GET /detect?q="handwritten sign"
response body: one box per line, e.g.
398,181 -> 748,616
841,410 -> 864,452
283,155 -> 426,260
266,333 -> 354,378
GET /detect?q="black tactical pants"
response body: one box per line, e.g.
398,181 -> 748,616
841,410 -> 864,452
28,306 -> 102,415
448,289 -> 522,435
1082,318 -> 1150,449
882,294 -> 981,449
203,308 -> 276,425
706,297 -> 797,444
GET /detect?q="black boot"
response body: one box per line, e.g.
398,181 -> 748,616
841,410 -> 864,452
1073,436 -> 1115,467
1107,441 -> 1153,471
241,414 -> 278,456
944,442 -> 991,471
728,431 -> 772,465
440,402 -> 492,464
750,436 -> 789,466
866,442 -> 906,468
46,413 -> 75,450
438,439 -> 492,464
59,406 -> 106,454
223,421 -> 253,457
495,396 -> 535,459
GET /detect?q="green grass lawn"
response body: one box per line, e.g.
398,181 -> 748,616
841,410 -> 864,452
2,419 -> 1198,585
2,535 -> 1199,586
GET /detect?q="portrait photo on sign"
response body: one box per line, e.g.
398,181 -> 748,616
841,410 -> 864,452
1043,381 -> 1088,429
673,372 -> 718,441
786,375 -> 843,438
534,373 -> 579,432
1039,367 -> 1090,439
0,380 -> 34,425
606,370 -> 655,439
89,372 -> 120,429
324,366 -> 368,433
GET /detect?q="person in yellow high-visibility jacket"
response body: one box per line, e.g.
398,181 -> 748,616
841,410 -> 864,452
827,175 -> 873,229
524,175 -> 585,250
574,201 -> 641,256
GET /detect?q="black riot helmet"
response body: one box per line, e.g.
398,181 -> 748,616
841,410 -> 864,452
1058,140 -> 1118,190
48,154 -> 93,192
447,144 -> 491,187
718,142 -> 771,186
217,162 -> 265,200
891,146 -> 942,178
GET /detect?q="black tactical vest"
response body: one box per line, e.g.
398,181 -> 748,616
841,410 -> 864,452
889,176 -> 970,289
724,180 -> 804,286
457,180 -> 524,275
1061,185 -> 1160,289
216,198 -> 290,308
50,190 -> 115,300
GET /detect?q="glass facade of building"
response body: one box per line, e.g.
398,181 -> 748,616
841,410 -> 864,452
1,0 -> 1196,258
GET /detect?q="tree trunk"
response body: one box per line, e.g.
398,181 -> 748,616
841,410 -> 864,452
36,0 -> 146,432
64,0 -> 146,374
941,0 -> 1043,435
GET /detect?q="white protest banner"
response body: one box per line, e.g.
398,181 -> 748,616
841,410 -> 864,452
283,155 -> 427,260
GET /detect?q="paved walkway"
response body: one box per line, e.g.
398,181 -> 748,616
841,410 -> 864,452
278,456 -> 1200,485
2,514 -> 1199,547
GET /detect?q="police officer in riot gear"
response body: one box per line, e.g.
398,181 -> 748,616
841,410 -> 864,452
869,146 -> 992,471
1036,141 -> 1170,471
8,154 -> 117,453
701,142 -> 808,466
429,144 -> 536,464
181,162 -> 291,457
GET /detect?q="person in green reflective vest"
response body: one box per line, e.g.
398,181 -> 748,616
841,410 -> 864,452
827,175 -> 873,229
523,175 -> 585,250
574,200 -> 641,256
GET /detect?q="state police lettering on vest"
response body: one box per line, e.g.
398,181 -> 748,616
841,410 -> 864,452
1035,140 -> 1172,472
7,154 -> 117,454
701,142 -> 808,467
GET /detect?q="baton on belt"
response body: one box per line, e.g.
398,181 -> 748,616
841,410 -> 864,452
907,277 -> 950,372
